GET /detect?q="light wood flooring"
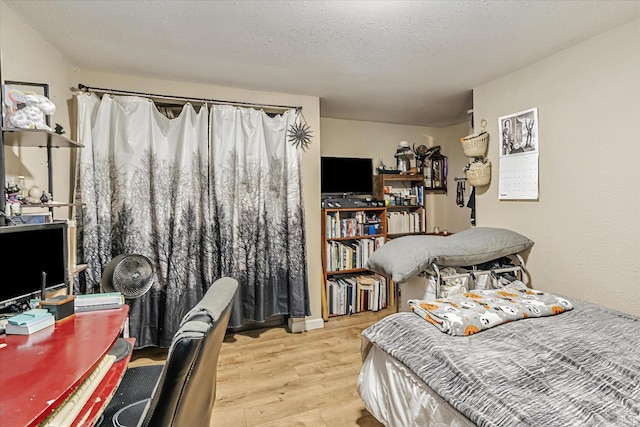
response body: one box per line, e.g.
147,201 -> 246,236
130,308 -> 395,426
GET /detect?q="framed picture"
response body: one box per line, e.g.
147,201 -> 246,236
498,108 -> 539,200
2,82 -> 55,130
499,108 -> 538,157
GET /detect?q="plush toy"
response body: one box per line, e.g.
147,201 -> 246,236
5,89 -> 56,131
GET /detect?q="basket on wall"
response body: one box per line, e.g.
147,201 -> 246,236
460,119 -> 489,158
465,158 -> 491,187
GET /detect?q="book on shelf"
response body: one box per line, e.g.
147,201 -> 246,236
325,210 -> 382,239
387,211 -> 423,234
325,274 -> 388,316
5,309 -> 55,335
325,236 -> 385,272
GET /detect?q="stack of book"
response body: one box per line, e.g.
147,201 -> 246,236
326,274 -> 388,316
74,292 -> 124,312
6,308 -> 55,335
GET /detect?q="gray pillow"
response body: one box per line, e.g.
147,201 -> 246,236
366,227 -> 534,283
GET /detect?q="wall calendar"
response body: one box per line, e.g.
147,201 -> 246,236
498,107 -> 539,200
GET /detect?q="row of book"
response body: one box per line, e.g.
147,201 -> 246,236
325,236 -> 385,272
325,211 -> 382,238
387,211 -> 423,234
326,274 -> 388,316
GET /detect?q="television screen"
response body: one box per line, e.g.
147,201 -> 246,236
0,222 -> 69,308
321,157 -> 373,196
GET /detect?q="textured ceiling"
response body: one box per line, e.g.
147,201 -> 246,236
5,0 -> 640,127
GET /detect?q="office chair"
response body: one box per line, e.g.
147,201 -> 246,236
97,277 -> 238,427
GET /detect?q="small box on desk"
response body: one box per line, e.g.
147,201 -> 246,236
40,295 -> 75,322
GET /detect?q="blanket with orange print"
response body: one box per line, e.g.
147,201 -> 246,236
408,281 -> 573,336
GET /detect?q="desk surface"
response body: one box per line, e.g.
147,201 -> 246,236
0,306 -> 129,427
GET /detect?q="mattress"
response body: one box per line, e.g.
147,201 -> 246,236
357,343 -> 474,427
360,299 -> 640,426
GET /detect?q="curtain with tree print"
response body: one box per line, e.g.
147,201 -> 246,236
210,106 -> 309,328
76,94 -> 309,347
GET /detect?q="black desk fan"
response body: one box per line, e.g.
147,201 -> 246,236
100,254 -> 155,360
101,254 -> 154,299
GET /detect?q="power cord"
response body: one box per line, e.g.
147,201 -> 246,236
0,210 -> 18,225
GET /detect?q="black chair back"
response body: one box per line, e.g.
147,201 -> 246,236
141,277 -> 237,426
99,277 -> 238,427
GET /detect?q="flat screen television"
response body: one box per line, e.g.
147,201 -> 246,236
321,156 -> 373,196
0,222 -> 69,309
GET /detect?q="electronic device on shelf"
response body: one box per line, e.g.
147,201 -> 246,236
321,198 -> 384,209
0,222 -> 69,309
321,156 -> 374,197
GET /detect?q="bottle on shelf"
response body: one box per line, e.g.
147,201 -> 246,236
18,176 -> 27,200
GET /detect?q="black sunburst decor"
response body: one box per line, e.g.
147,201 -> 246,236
288,120 -> 313,151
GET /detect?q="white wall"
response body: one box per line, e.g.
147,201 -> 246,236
473,19 -> 640,316
433,121 -> 473,233
320,117 -> 470,232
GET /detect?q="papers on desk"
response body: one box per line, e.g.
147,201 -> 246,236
74,292 -> 124,312
6,309 -> 55,335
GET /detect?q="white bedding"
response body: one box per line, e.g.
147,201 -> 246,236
357,344 -> 474,427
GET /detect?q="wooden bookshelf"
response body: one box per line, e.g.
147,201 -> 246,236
374,174 -> 427,238
320,206 -> 392,320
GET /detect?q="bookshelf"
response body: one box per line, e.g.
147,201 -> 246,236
1,80 -> 84,225
320,206 -> 391,320
373,174 -> 426,238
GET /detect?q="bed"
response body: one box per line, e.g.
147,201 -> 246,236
359,228 -> 640,426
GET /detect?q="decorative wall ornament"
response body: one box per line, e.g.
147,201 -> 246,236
288,109 -> 313,150
412,143 -> 429,173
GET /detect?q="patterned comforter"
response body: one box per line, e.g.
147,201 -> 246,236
408,281 -> 573,336
361,299 -> 640,426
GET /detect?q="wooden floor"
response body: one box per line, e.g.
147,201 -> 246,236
130,308 -> 395,426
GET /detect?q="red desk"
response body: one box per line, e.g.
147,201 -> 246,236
0,306 -> 133,427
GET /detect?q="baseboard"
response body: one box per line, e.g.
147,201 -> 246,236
228,315 -> 285,333
287,317 -> 324,333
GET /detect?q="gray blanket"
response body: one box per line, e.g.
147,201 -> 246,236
361,299 -> 640,426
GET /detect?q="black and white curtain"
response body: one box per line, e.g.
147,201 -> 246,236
76,93 -> 309,347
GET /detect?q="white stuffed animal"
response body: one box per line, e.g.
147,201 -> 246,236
8,93 -> 56,131
25,94 -> 56,115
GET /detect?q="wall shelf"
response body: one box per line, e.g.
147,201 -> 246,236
21,202 -> 85,208
1,80 -> 84,226
1,127 -> 82,148
375,174 -> 424,183
374,174 -> 427,236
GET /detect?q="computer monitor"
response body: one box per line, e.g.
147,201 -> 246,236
0,222 -> 69,309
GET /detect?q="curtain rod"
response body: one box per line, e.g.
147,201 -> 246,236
76,83 -> 301,112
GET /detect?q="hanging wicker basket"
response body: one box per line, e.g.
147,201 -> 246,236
460,119 -> 489,158
465,158 -> 491,187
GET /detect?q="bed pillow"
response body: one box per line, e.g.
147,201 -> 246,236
366,227 -> 534,283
